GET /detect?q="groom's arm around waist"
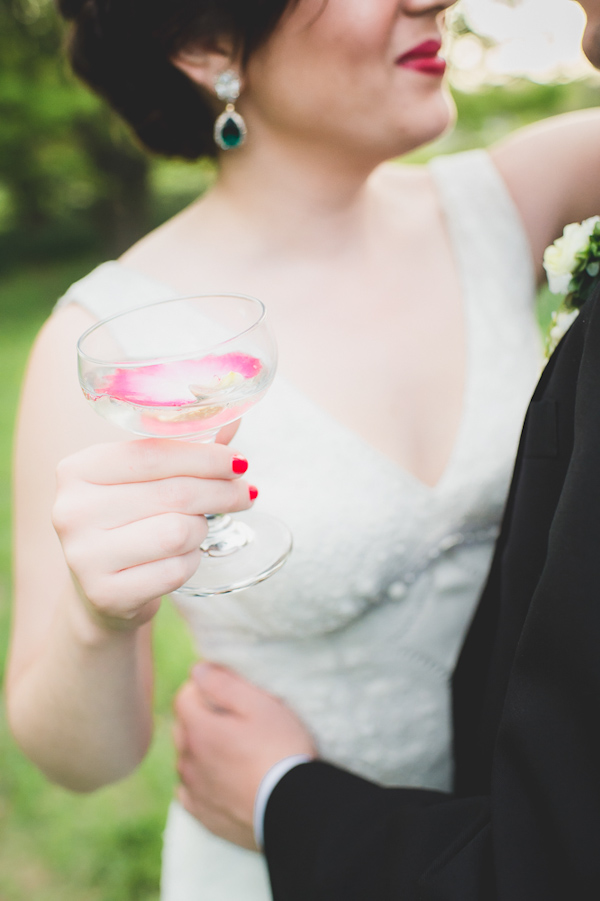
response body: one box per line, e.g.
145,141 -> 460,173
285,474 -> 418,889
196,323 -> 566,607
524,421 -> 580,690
264,761 -> 492,901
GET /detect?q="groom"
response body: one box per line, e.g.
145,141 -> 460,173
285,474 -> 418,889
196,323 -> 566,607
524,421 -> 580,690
173,2 -> 600,897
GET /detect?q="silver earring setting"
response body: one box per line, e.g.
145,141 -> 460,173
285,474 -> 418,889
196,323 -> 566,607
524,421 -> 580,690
213,70 -> 246,150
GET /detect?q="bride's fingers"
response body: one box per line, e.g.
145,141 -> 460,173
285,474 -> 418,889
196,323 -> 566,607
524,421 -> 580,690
76,512 -> 210,573
58,474 -> 256,531
116,474 -> 256,521
58,438 -> 247,486
85,549 -> 204,614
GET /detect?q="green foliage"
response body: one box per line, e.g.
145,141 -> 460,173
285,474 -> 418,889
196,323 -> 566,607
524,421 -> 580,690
0,0 -> 153,267
0,1 -> 97,225
2,0 -> 599,273
405,77 -> 600,163
563,221 -> 600,309
536,284 -> 562,335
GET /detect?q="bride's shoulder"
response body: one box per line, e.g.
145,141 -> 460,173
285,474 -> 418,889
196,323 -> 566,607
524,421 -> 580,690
489,109 -> 600,267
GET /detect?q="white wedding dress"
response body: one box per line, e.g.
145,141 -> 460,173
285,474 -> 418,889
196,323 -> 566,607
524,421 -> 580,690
57,150 -> 542,900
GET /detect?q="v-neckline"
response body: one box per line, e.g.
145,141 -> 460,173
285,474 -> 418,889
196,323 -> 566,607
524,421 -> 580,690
110,192 -> 473,494
275,346 -> 473,496
263,173 -> 473,495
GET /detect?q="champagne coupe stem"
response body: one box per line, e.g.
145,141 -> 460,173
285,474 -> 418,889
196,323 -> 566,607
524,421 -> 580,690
177,425 -> 291,595
201,513 -> 254,557
190,433 -> 254,559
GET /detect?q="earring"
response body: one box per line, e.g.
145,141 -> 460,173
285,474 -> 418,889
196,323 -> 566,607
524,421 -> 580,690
213,70 -> 247,150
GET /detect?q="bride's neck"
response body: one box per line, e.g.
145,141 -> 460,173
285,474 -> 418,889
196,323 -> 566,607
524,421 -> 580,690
204,132 -> 390,259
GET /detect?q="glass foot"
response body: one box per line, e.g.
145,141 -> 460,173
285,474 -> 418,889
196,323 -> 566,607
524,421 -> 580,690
173,509 -> 292,597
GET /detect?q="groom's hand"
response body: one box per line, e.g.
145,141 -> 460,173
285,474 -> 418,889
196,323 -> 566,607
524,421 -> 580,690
173,663 -> 317,850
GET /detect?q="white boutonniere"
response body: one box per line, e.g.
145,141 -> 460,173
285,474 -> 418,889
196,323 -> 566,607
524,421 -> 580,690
543,216 -> 600,356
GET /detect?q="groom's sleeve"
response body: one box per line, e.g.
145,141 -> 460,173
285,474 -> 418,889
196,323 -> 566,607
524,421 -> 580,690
263,761 -> 492,901
263,290 -> 600,901
263,414 -> 600,901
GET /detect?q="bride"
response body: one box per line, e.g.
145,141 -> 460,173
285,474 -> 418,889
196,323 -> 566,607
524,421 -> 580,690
7,0 -> 600,898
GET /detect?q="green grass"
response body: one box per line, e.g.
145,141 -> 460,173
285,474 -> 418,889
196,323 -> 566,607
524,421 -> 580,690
0,257 -> 196,899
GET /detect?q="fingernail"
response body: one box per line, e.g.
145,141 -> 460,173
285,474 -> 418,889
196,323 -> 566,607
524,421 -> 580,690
249,486 -> 259,502
232,456 -> 248,474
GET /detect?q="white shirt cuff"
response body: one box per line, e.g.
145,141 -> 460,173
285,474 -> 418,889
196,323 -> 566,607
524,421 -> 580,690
253,754 -> 313,849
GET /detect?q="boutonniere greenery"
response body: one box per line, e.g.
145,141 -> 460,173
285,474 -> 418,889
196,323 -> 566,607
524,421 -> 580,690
543,216 -> 600,356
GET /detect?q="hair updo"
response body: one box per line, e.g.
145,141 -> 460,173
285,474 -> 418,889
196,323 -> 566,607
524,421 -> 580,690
55,0 -> 295,159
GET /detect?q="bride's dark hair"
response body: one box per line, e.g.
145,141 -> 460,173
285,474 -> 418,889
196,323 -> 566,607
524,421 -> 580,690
55,0 -> 295,159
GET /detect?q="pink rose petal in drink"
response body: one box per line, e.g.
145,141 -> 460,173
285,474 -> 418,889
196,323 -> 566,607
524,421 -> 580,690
97,353 -> 262,406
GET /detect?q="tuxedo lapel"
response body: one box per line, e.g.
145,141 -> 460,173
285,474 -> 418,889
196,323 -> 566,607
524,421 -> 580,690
453,291 -> 594,796
491,282 -> 600,897
264,280 -> 600,901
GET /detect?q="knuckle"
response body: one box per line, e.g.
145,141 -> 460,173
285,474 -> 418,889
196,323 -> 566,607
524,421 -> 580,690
55,454 -> 81,487
161,551 -> 198,590
174,682 -> 195,717
159,514 -> 193,556
62,538 -> 89,574
51,496 -> 72,534
55,450 -> 90,487
52,487 -> 82,535
52,492 -> 87,534
80,576 -> 115,612
54,455 -> 73,487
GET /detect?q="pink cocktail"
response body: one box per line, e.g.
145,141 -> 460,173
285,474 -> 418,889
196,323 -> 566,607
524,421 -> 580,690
85,352 -> 268,440
77,293 -> 292,596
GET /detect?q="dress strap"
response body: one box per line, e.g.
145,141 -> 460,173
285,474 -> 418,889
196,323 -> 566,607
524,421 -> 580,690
53,260 -> 176,321
428,149 -> 536,311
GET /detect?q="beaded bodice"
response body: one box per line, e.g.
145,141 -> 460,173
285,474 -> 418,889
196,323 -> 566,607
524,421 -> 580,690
57,150 -> 542,900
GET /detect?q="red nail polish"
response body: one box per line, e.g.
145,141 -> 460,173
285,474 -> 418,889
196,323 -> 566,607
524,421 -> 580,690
232,456 -> 248,474
249,486 -> 259,501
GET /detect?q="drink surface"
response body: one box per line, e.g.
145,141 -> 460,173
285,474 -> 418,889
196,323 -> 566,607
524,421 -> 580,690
82,352 -> 267,439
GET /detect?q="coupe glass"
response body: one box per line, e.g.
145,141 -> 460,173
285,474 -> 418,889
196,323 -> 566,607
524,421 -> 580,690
77,294 -> 292,596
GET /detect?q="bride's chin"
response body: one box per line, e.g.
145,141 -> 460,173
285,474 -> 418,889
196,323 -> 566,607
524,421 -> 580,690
436,90 -> 458,140
390,93 -> 457,159
421,89 -> 457,142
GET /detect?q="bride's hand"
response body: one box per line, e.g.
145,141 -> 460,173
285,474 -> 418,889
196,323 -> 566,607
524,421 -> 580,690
52,437 -> 255,630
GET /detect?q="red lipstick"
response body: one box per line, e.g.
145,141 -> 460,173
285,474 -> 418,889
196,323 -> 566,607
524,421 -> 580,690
396,40 -> 446,77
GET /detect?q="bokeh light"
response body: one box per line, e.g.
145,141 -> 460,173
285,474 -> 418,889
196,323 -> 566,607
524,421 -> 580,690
448,0 -> 596,88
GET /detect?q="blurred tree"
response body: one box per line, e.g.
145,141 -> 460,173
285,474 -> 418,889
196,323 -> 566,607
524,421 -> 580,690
0,0 -> 597,274
0,0 -> 150,267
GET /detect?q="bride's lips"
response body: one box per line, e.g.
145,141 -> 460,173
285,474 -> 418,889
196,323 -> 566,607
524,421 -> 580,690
396,39 -> 446,77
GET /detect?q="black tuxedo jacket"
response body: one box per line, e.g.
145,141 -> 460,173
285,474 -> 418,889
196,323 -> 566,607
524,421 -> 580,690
264,285 -> 600,900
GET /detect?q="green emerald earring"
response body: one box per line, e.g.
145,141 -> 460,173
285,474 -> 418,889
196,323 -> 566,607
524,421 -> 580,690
213,70 -> 246,150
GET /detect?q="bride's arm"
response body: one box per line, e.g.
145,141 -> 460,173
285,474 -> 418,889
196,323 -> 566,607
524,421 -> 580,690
6,304 -> 252,791
489,108 -> 600,282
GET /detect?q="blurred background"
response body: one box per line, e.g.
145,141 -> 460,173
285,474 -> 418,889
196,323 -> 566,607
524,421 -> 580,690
0,0 -> 596,897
